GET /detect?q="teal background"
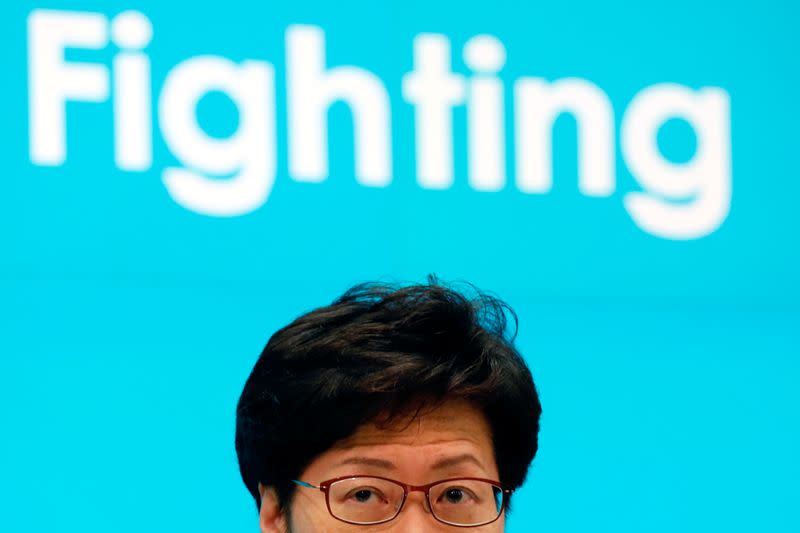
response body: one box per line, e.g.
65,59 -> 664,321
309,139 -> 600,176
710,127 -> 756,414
1,1 -> 798,531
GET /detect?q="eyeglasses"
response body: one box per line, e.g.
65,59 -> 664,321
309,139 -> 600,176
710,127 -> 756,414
291,475 -> 511,527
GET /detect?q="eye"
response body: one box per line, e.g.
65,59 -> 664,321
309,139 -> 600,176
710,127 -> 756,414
353,489 -> 373,503
344,487 -> 387,504
438,486 -> 477,505
445,488 -> 465,503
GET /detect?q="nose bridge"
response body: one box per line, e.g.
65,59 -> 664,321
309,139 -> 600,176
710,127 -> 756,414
394,487 -> 439,531
404,485 -> 432,513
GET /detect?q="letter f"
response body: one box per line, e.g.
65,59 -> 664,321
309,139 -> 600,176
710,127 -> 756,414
28,9 -> 109,165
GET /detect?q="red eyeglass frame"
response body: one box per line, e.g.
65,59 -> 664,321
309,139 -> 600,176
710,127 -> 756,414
292,474 -> 512,527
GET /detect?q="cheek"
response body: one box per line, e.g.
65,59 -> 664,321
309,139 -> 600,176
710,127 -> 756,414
289,492 -> 350,533
475,513 -> 505,533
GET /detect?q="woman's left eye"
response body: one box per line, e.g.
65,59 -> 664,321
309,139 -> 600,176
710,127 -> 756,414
440,487 -> 474,504
353,489 -> 373,502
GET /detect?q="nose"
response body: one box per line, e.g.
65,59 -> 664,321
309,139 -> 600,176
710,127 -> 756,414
389,490 -> 443,532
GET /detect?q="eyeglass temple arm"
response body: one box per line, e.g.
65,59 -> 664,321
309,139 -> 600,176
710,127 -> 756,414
291,479 -> 320,490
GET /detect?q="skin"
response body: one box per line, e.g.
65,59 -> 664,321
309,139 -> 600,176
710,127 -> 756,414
258,398 -> 506,533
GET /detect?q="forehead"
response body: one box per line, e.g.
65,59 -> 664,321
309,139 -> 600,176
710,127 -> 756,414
303,398 -> 499,480
335,398 -> 492,447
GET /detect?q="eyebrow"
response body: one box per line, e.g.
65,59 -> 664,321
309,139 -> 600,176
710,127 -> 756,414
334,453 -> 485,472
430,453 -> 486,471
335,456 -> 397,470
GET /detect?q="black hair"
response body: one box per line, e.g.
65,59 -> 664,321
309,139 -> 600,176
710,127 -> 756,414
235,275 -> 542,513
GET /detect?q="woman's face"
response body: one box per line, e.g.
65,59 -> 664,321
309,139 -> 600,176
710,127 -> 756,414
258,398 -> 506,533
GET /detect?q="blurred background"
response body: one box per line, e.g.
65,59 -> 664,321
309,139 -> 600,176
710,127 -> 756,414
1,1 -> 798,531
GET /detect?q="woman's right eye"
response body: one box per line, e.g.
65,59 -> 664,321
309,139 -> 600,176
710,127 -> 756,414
346,487 -> 385,504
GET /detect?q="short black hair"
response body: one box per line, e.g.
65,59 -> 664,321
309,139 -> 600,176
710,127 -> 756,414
235,275 -> 542,512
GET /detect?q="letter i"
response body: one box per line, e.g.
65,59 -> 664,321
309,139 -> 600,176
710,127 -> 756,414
464,35 -> 506,191
111,11 -> 153,171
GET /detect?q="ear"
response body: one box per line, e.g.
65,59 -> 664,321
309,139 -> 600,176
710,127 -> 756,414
258,483 -> 289,533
